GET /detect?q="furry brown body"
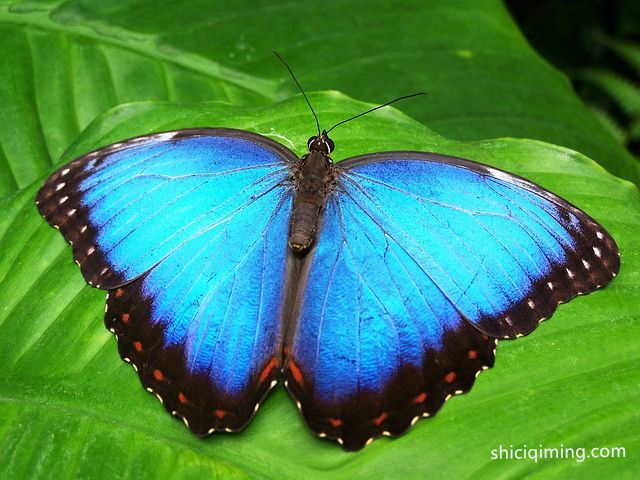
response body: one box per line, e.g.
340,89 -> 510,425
288,150 -> 333,252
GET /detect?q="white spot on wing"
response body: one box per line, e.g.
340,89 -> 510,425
582,259 -> 590,269
596,231 -> 604,239
593,246 -> 601,258
56,183 -> 65,191
61,168 -> 70,176
59,196 -> 68,204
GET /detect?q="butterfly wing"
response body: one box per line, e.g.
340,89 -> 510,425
36,128 -> 297,289
105,187 -> 293,433
284,152 -> 619,450
37,129 -> 298,433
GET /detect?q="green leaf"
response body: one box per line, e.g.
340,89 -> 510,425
629,118 -> 640,142
594,34 -> 640,77
578,68 -> 640,117
0,1 -> 279,193
1,97 -> 639,479
1,0 -> 639,196
586,105 -> 627,145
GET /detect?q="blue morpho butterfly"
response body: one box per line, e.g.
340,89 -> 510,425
36,60 -> 620,451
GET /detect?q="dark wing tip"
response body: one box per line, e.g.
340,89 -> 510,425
475,215 -> 620,340
36,154 -> 128,289
284,321 -> 496,451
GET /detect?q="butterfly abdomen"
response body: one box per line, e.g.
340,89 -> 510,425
289,151 -> 333,253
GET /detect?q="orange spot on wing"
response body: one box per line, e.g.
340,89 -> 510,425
178,392 -> 188,405
133,341 -> 143,352
258,356 -> 280,384
283,346 -> 291,356
373,412 -> 388,426
329,418 -> 342,428
115,288 -> 124,298
215,409 -> 226,419
153,369 -> 164,381
413,392 -> 428,404
444,372 -> 456,383
121,313 -> 130,323
468,350 -> 478,360
288,359 -> 304,386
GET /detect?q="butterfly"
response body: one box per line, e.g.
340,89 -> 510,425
35,120 -> 620,450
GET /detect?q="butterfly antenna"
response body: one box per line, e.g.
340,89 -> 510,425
325,92 -> 427,134
272,51 -> 321,136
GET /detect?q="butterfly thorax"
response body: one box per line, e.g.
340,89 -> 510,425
288,150 -> 334,253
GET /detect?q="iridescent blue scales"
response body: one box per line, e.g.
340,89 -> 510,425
36,128 -> 619,450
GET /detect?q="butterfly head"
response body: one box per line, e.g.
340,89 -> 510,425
307,130 -> 334,155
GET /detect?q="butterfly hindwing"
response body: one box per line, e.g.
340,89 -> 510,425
284,152 -> 619,450
284,195 -> 497,450
105,187 -> 293,433
36,128 -> 298,289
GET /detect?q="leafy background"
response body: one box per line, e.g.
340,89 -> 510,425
0,0 -> 638,478
509,0 -> 640,159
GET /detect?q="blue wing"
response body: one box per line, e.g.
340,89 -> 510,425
284,152 -> 619,450
37,129 -> 297,433
36,128 -> 297,289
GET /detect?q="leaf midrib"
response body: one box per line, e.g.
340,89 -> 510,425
0,5 -> 281,101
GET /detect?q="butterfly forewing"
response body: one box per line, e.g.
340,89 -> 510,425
36,129 -> 297,289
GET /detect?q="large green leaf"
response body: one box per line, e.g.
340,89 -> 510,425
1,96 -> 638,478
1,0 -> 639,196
0,1 -> 278,194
